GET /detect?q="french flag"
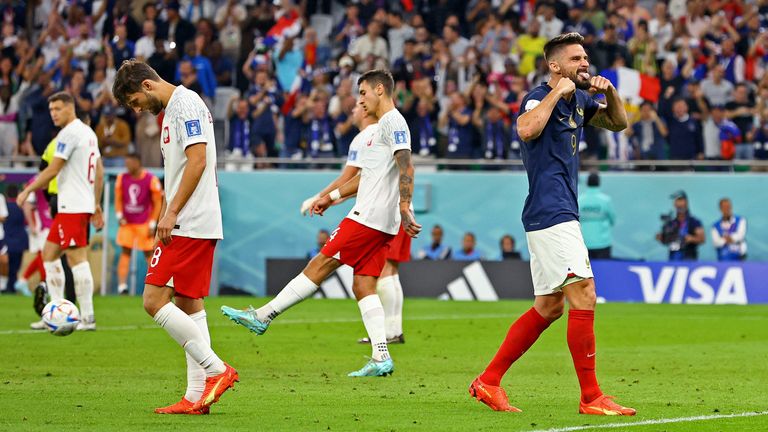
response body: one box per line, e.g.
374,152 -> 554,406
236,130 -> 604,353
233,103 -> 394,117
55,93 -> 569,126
264,9 -> 302,47
600,67 -> 660,104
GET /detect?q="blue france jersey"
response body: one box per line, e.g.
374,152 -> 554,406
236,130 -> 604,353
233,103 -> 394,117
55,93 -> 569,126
519,84 -> 600,232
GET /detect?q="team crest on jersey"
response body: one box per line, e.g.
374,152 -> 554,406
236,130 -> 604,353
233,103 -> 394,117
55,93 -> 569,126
162,126 -> 170,144
394,130 -> 408,144
185,119 -> 202,137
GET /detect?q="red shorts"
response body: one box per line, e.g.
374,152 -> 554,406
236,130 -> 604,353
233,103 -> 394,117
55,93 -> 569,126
145,236 -> 217,299
387,225 -> 412,262
47,213 -> 90,249
321,218 -> 394,276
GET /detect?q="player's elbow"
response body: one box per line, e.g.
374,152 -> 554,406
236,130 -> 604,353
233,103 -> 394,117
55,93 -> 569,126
517,124 -> 539,142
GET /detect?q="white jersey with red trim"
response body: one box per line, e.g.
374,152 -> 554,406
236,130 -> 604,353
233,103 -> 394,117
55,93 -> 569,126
53,119 -> 100,214
161,86 -> 223,239
347,108 -> 411,235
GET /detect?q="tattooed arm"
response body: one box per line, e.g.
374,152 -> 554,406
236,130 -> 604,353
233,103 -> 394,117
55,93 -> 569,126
395,149 -> 422,237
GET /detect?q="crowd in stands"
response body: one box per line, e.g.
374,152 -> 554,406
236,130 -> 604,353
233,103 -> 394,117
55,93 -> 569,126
2,0 -> 768,169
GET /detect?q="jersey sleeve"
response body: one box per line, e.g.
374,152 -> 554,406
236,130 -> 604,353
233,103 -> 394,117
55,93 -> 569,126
53,132 -> 76,160
174,97 -> 209,149
520,87 -> 547,113
0,195 -> 7,219
382,115 -> 411,154
346,141 -> 363,168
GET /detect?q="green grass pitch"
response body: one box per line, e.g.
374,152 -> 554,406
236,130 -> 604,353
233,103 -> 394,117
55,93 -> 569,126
1,296 -> 767,431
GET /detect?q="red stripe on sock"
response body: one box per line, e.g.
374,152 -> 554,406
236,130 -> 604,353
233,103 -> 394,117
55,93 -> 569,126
479,307 -> 551,386
567,309 -> 602,403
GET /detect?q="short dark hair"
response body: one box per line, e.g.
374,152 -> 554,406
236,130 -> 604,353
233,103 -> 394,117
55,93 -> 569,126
464,232 -> 476,240
126,152 -> 142,161
719,197 -> 731,206
357,69 -> 394,96
587,172 -> 600,187
500,234 -> 515,246
5,183 -> 18,198
112,59 -> 161,107
543,32 -> 585,62
48,91 -> 74,105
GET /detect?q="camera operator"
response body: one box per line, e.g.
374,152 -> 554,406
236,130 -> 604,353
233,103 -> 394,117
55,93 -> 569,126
656,191 -> 705,261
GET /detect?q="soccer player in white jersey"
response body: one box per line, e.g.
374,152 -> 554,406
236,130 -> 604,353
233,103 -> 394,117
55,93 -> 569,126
299,104 -> 408,344
17,92 -> 104,331
223,70 -> 421,377
112,59 -> 237,415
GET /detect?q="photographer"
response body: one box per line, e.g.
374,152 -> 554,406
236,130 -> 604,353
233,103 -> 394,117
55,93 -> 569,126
656,191 -> 705,261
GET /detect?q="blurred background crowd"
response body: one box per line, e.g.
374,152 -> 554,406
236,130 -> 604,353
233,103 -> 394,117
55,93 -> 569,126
2,0 -> 768,169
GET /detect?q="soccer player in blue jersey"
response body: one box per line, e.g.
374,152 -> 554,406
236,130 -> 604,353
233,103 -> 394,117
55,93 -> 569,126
469,33 -> 636,416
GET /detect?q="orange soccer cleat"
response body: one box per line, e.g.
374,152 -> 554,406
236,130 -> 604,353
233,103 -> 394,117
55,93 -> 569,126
192,363 -> 239,411
579,395 -> 637,416
468,377 -> 522,412
154,397 -> 210,415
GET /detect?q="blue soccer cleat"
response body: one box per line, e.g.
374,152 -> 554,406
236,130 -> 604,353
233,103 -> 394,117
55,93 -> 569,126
347,358 -> 394,377
221,305 -> 269,335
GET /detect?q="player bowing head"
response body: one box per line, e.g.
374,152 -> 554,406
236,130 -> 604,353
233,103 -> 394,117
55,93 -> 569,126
112,59 -> 166,115
357,69 -> 394,118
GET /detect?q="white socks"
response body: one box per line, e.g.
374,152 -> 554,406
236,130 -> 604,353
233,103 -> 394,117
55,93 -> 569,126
377,275 -> 404,339
257,272 -> 318,324
358,295 -> 390,361
153,303 -> 225,377
44,260 -> 65,301
71,262 -> 94,323
0,276 -> 6,291
185,310 -> 209,402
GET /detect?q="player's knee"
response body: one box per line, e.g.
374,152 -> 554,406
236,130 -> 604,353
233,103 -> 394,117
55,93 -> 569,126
575,279 -> 597,309
543,305 -> 564,322
143,291 -> 162,316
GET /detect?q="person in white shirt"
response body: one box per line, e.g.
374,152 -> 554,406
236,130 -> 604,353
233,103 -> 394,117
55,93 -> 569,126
711,198 -> 747,261
112,59 -> 237,415
299,104 -> 409,345
222,70 -> 421,377
134,21 -> 157,61
17,92 -> 104,331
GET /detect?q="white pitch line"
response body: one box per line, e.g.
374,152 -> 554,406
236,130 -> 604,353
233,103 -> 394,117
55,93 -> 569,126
529,411 -> 768,432
0,313 -> 514,336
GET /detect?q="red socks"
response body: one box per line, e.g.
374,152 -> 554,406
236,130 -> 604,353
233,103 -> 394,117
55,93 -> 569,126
480,307 -> 551,386
567,309 -> 602,403
23,252 -> 45,280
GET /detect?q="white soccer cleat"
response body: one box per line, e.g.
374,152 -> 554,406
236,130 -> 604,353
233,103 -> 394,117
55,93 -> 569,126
30,319 -> 47,330
76,321 -> 96,331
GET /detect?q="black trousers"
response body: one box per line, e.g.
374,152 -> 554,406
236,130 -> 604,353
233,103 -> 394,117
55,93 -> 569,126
588,247 -> 612,260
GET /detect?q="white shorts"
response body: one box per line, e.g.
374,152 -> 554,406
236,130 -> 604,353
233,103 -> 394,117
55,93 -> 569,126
29,228 -> 50,253
526,220 -> 594,296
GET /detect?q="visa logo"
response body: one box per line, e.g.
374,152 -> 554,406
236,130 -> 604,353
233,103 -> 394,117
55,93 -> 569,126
628,266 -> 747,305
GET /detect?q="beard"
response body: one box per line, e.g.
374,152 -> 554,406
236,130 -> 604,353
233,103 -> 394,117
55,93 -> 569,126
570,70 -> 592,90
145,92 -> 164,115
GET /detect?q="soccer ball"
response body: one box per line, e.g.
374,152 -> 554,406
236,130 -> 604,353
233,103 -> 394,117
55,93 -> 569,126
41,299 -> 80,336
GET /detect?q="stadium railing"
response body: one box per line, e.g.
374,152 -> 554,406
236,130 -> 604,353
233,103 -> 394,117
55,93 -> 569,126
3,156 -> 768,171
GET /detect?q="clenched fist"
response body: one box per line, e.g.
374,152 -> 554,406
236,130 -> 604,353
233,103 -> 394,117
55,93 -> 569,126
555,77 -> 576,99
589,76 -> 614,94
